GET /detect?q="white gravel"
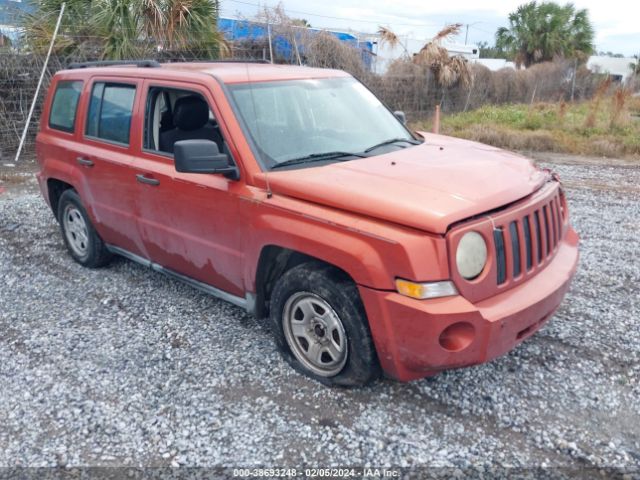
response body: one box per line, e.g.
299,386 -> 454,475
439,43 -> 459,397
0,155 -> 638,472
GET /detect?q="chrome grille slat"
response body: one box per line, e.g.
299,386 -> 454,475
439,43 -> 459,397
523,215 -> 533,271
494,228 -> 507,285
543,205 -> 551,256
509,221 -> 521,278
534,210 -> 543,264
549,200 -> 558,250
554,196 -> 563,243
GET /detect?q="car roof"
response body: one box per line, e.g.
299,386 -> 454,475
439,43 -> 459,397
57,62 -> 351,84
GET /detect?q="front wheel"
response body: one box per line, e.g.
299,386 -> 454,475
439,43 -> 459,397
269,262 -> 380,387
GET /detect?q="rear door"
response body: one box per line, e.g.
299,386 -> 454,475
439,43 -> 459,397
75,76 -> 146,257
132,79 -> 248,297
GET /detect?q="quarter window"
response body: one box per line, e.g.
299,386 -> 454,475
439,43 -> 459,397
86,82 -> 136,145
49,81 -> 83,132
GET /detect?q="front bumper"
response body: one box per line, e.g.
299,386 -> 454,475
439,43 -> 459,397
359,227 -> 579,381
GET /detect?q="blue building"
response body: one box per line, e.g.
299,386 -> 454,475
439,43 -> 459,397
0,0 -> 31,24
218,17 -> 375,70
0,0 -> 31,44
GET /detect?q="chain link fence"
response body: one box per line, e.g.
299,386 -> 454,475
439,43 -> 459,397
0,44 -> 269,161
0,39 -> 606,163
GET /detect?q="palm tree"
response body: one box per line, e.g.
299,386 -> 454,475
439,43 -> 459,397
22,0 -> 228,60
413,24 -> 472,88
496,1 -> 594,68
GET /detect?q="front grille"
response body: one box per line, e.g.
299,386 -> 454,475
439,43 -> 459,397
494,188 -> 565,285
447,181 -> 568,303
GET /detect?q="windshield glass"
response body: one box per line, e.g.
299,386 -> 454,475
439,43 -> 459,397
227,77 -> 416,169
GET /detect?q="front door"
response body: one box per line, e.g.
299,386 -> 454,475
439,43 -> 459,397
132,80 -> 247,297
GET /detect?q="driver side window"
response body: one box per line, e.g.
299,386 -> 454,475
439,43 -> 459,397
144,86 -> 225,156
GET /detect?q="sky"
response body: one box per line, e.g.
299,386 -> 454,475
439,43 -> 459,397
220,0 -> 640,57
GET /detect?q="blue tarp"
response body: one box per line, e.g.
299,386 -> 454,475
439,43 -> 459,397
218,17 -> 374,69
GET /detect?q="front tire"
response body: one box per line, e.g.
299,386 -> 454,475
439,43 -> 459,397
57,189 -> 111,268
269,262 -> 380,387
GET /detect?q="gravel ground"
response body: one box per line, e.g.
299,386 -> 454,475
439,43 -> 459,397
0,155 -> 639,473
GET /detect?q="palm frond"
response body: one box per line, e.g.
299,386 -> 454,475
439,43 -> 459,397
377,26 -> 400,49
21,0 -> 228,59
432,23 -> 463,43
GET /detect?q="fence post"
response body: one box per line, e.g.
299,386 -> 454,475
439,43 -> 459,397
292,33 -> 302,66
464,83 -> 474,112
570,58 -> 577,102
267,22 -> 274,64
432,105 -> 441,134
530,83 -> 538,105
14,3 -> 66,163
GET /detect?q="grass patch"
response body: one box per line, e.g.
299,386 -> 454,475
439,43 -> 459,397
413,96 -> 640,158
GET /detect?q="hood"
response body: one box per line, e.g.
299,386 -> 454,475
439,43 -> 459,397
265,133 -> 550,234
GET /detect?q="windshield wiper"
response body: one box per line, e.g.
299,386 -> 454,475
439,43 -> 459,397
271,151 -> 367,170
363,137 -> 421,153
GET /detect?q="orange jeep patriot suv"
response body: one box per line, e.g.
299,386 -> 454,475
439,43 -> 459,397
36,60 -> 579,386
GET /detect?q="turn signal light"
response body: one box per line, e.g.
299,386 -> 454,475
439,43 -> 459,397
395,279 -> 458,300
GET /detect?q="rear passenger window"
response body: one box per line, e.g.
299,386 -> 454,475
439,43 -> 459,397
86,82 -> 136,145
49,81 -> 83,132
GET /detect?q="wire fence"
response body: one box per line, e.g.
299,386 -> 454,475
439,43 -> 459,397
0,40 -> 607,163
0,45 -> 268,162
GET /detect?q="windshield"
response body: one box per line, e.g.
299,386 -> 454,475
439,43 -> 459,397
227,77 -> 417,169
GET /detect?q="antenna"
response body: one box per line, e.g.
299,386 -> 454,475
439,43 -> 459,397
244,62 -> 272,199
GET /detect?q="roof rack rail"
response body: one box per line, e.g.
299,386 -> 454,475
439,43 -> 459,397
68,60 -> 161,69
209,59 -> 272,64
165,59 -> 273,64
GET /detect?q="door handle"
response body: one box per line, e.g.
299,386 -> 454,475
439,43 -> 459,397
76,157 -> 94,167
136,174 -> 160,186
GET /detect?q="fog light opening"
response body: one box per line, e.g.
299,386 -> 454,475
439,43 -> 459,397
439,322 -> 475,352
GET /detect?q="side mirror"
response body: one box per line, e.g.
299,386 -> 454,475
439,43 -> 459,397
174,140 -> 239,179
394,111 -> 407,125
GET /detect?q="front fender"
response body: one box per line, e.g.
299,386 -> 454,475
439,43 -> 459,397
242,194 -> 449,292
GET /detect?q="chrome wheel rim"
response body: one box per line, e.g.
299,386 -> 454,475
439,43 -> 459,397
282,292 -> 348,377
62,205 -> 89,258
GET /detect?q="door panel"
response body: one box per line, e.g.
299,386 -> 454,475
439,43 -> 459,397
134,156 -> 246,296
74,143 -> 146,256
75,77 -> 146,257
134,81 -> 247,296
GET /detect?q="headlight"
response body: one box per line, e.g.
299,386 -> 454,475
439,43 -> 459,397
456,231 -> 487,280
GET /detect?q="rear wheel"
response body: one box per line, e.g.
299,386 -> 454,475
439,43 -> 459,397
270,262 -> 380,387
57,189 -> 112,268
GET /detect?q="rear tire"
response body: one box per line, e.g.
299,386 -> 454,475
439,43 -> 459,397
269,262 -> 381,387
57,189 -> 112,268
